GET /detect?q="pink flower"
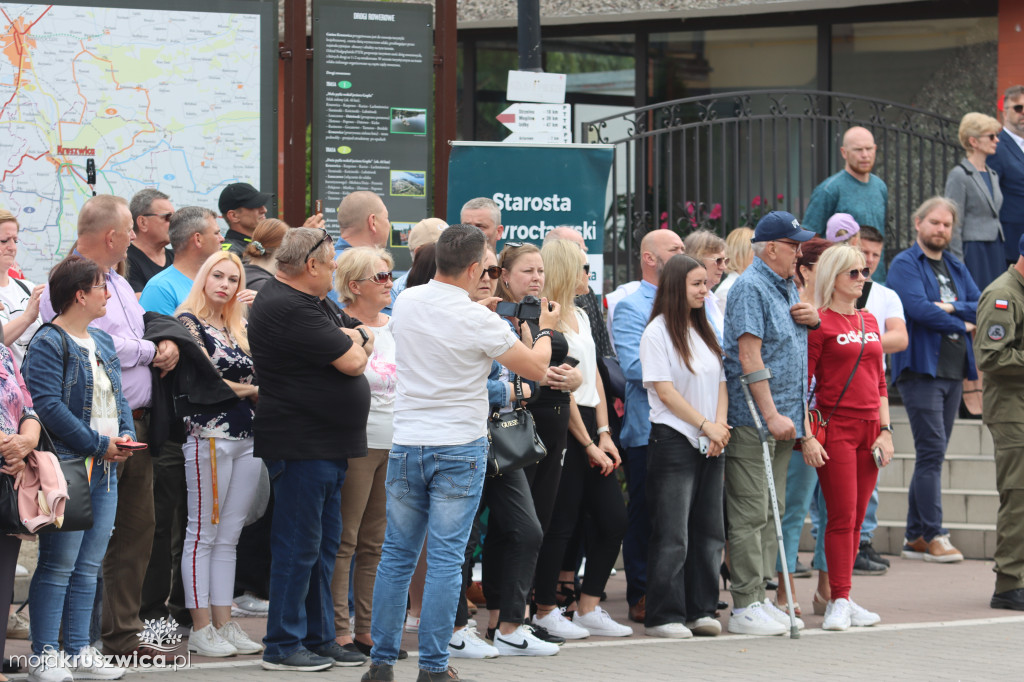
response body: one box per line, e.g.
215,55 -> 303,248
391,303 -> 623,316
751,196 -> 762,207
777,193 -> 784,201
690,217 -> 698,228
686,201 -> 696,216
709,203 -> 722,220
660,211 -> 667,220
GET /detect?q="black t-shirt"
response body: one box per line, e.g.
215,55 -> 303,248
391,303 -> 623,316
125,244 -> 173,293
523,320 -> 570,408
927,256 -> 968,380
248,278 -> 370,460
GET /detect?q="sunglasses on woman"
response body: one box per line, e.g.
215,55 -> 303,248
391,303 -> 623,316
847,267 -> 871,280
357,271 -> 393,284
582,263 -> 591,275
480,265 -> 502,279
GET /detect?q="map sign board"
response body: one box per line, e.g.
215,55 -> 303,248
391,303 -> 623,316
311,0 -> 432,270
0,0 -> 276,282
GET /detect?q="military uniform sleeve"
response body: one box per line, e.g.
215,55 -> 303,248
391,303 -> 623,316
975,287 -> 1024,377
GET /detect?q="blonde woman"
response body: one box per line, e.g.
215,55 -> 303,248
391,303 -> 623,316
715,226 -> 754,304
176,252 -> 262,657
532,239 -> 631,639
946,112 -> 1004,290
330,246 -> 398,660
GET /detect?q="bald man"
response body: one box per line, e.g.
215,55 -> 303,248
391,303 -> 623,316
610,229 -> 685,624
802,126 -> 889,280
335,191 -> 392,257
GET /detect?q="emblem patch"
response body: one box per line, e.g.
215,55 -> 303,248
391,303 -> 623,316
988,324 -> 1006,341
995,299 -> 1008,310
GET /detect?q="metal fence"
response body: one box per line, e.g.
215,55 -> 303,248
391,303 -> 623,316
582,89 -> 961,288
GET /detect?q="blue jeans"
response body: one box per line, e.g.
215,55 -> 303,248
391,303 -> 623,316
370,439 -> 487,673
262,458 -> 347,662
30,461 -> 118,655
861,486 -> 879,542
899,375 -> 961,542
622,445 -> 650,606
776,449 -> 817,573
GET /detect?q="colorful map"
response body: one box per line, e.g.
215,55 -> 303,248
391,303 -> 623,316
0,3 -> 263,281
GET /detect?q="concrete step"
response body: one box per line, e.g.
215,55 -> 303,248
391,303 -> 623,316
889,407 -> 993,457
798,520 -> 996,560
877,486 -> 998,526
877,453 -> 997,490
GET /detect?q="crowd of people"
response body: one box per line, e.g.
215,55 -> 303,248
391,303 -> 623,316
4,84 -> 1024,682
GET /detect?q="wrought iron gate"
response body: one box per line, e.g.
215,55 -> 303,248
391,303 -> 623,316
582,89 -> 961,288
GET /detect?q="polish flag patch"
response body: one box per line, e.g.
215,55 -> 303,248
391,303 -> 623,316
995,299 -> 1009,309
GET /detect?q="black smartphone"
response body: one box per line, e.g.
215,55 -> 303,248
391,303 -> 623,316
563,356 -> 580,368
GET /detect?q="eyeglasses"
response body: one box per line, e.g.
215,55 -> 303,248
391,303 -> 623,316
775,239 -> 802,251
91,281 -> 108,292
304,228 -> 332,262
582,263 -> 591,275
985,133 -> 998,141
1012,104 -> 1024,114
356,271 -> 393,284
704,256 -> 730,268
142,212 -> 173,222
846,267 -> 871,280
503,242 -> 526,249
480,265 -> 501,280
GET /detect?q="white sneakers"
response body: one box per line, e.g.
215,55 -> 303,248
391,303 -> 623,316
727,601 -> 786,636
188,623 -> 238,657
764,599 -> 806,630
69,646 -> 125,680
28,646 -> 72,682
448,626 -> 499,659
822,598 -> 853,631
217,621 -> 264,654
532,608 -> 590,640
231,593 -> 269,618
493,625 -> 560,657
573,606 -> 633,637
685,616 -> 722,637
848,600 -> 881,627
404,615 -> 420,633
644,622 -> 692,639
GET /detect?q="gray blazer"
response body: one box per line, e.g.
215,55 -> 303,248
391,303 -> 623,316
945,158 -> 1003,259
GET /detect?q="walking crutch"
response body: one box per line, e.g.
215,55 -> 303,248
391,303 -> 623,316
738,367 -> 800,639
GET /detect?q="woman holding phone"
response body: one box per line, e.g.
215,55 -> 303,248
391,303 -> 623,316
804,244 -> 892,631
175,252 -> 263,657
640,254 -> 728,639
23,255 -> 135,682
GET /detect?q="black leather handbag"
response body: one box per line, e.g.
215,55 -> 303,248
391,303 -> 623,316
487,378 -> 547,477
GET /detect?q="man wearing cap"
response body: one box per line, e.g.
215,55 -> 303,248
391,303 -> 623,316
389,218 -> 446,311
219,182 -> 271,257
802,127 -> 889,281
722,211 -> 824,636
988,85 -> 1024,265
975,234 -> 1024,611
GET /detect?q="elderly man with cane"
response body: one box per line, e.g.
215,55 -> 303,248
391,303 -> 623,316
723,211 -> 825,636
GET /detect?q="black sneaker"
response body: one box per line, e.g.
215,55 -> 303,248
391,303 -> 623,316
852,550 -> 888,576
362,662 -> 395,681
991,588 -> 1024,611
416,667 -> 470,681
793,560 -> 812,578
527,622 -> 565,646
859,540 -> 891,567
311,641 -> 366,667
261,647 -> 334,672
352,640 -> 408,660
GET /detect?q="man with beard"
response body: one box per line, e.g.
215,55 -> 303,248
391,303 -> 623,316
803,127 -> 889,281
887,197 -> 979,564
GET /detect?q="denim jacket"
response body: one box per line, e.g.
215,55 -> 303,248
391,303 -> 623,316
22,324 -> 135,460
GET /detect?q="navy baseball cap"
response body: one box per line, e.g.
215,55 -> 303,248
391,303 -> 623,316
752,211 -> 816,243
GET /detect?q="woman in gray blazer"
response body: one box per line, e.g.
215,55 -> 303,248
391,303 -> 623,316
946,112 -> 1004,290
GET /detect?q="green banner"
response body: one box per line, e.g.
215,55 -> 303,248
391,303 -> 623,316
446,142 -> 614,293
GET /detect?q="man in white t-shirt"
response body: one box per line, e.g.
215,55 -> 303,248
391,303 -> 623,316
855,225 -> 909,570
367,224 -> 559,682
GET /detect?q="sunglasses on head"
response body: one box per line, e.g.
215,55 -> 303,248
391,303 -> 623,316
847,267 -> 871,280
357,271 -> 393,284
480,265 -> 501,279
304,227 -> 333,262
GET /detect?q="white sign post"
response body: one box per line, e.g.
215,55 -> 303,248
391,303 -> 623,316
496,103 -> 571,144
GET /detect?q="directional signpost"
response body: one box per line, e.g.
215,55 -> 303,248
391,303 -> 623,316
496,103 -> 571,144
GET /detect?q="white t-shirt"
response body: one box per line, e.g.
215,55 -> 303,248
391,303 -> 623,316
864,281 -> 905,371
640,315 -> 725,449
704,288 -> 725,346
0,278 -> 40,366
364,318 -> 396,449
715,271 -> 739,305
391,279 -> 518,446
605,279 -> 641,348
565,307 -> 599,408
70,334 -> 120,439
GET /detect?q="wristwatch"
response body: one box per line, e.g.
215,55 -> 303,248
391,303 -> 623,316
357,327 -> 370,347
880,424 -> 894,435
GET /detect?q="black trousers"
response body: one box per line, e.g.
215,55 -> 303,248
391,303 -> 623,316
0,533 -> 20,659
524,403 -> 570,534
534,406 -> 627,605
140,439 -> 188,623
644,423 -> 725,626
481,468 -> 543,624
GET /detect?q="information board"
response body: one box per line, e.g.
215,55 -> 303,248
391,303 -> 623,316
312,0 -> 432,269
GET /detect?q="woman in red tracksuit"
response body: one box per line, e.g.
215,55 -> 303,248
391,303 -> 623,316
802,244 -> 894,631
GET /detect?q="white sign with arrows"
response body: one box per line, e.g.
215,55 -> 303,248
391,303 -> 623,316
496,103 -> 572,144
